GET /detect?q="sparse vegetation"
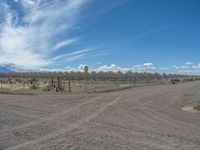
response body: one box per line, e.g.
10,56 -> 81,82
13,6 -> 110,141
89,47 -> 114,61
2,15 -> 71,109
0,72 -> 199,93
170,79 -> 181,84
43,85 -> 51,91
30,83 -> 39,89
194,105 -> 200,111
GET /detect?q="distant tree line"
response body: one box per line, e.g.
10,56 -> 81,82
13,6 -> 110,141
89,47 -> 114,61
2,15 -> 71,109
0,71 -> 199,81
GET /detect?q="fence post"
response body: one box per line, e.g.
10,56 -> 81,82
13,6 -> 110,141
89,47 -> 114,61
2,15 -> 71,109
57,77 -> 61,92
84,66 -> 89,92
51,76 -> 54,90
134,79 -> 136,87
68,78 -> 71,92
23,82 -> 25,90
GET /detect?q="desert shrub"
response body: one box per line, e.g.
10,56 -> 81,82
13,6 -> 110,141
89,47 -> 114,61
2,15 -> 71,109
43,85 -> 51,91
170,79 -> 180,84
47,85 -> 51,91
56,87 -> 60,92
30,83 -> 39,89
194,105 -> 200,111
59,85 -> 65,91
183,78 -> 194,82
56,84 -> 65,92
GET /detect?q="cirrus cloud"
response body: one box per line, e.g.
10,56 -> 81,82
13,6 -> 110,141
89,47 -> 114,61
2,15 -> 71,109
0,0 -> 91,69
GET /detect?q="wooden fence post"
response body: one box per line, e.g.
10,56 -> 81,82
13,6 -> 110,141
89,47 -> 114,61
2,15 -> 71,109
51,76 -> 54,90
84,66 -> 89,92
68,78 -> 71,92
23,82 -> 25,90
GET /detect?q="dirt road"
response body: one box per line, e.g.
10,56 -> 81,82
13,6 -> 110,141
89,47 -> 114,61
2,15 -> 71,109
0,81 -> 200,150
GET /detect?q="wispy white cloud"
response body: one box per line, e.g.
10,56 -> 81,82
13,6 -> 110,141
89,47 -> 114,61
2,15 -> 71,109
185,61 -> 193,65
50,49 -> 92,62
159,67 -> 168,70
132,24 -> 180,40
171,62 -> 200,74
143,63 -> 154,67
131,63 -> 156,71
52,38 -> 78,51
94,64 -> 129,72
97,62 -> 102,65
20,0 -> 36,6
14,0 -> 19,3
173,65 -> 189,69
192,64 -> 200,69
0,0 -> 91,69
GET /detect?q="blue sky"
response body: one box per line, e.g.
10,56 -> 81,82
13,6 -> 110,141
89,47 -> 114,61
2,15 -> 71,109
0,0 -> 200,74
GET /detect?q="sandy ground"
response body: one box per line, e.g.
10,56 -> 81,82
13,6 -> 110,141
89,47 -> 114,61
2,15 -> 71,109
0,81 -> 200,150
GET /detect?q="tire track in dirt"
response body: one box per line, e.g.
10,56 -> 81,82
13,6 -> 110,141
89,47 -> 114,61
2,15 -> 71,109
0,103 -> 50,120
5,97 -> 120,150
85,130 -> 174,150
83,107 -> 177,150
1,95 -> 103,133
92,106 -> 199,150
113,92 -> 180,128
137,91 -> 200,130
97,90 -> 200,149
123,86 -> 200,130
2,82 -> 200,150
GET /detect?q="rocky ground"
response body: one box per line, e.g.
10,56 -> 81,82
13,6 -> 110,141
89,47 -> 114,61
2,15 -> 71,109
0,81 -> 200,150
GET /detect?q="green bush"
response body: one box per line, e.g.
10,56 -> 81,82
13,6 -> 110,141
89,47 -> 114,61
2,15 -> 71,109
183,78 -> 194,82
47,85 -> 51,91
56,87 -> 59,92
56,84 -> 65,92
43,85 -> 51,91
30,83 -> 39,89
194,105 -> 200,111
170,79 -> 180,84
